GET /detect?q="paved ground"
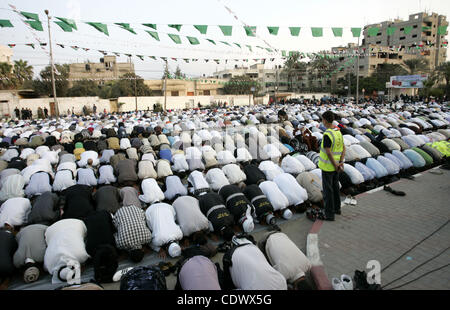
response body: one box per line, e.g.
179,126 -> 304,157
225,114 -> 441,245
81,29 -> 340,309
7,167 -> 449,290
319,167 -> 450,290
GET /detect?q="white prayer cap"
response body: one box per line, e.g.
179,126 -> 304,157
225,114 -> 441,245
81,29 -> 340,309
282,209 -> 293,220
168,242 -> 181,258
242,218 -> 254,233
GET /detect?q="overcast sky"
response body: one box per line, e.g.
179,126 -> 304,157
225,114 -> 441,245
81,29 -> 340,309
1,0 -> 449,79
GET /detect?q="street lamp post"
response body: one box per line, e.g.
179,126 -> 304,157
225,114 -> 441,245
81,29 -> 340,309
164,59 -> 168,111
45,10 -> 59,118
356,36 -> 361,104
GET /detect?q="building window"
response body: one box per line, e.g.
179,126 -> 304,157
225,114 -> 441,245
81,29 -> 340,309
171,91 -> 179,96
203,90 -> 210,95
400,28 -> 404,31
400,36 -> 406,40
412,34 -> 418,38
376,41 -> 382,44
413,25 -> 418,28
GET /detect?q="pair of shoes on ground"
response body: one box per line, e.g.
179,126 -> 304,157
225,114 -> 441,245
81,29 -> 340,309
332,274 -> 353,290
383,185 -> 406,196
343,196 -> 357,206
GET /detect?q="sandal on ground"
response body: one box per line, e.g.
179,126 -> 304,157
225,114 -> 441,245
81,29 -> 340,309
383,185 -> 406,196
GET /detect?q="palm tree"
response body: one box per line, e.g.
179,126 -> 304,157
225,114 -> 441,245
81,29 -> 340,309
13,59 -> 33,87
0,62 -> 15,90
434,61 -> 450,97
283,53 -> 306,92
402,58 -> 429,75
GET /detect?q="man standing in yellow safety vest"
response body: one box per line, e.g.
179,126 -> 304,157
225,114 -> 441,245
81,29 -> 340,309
318,111 -> 346,221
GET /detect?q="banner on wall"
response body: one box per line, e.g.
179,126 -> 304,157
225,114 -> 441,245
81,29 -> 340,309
389,75 -> 428,88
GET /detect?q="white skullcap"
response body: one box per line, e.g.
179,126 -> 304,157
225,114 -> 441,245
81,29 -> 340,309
168,242 -> 182,258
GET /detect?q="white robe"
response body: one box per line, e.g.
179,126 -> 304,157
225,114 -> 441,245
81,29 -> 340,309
172,196 -> 209,237
205,168 -> 230,192
259,181 -> 290,211
139,178 -> 165,204
24,172 -> 52,198
273,173 -> 308,206
76,168 -> 97,187
222,164 -> 246,185
164,176 -> 188,200
0,197 -> 31,228
53,170 -> 76,192
145,203 -> 183,251
97,165 -> 117,185
259,160 -> 284,181
44,219 -> 89,284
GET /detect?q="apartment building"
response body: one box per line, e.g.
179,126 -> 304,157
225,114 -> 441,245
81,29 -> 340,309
144,78 -> 226,96
68,56 -> 134,87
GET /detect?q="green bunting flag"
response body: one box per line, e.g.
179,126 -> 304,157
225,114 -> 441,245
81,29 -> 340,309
149,56 -> 156,60
244,26 -> 256,36
72,46 -> 79,50
367,27 -> 379,37
267,26 -> 279,35
0,20 -> 13,28
289,27 -> 301,36
86,22 -> 109,36
234,43 -> 241,48
20,11 -> 39,21
438,26 -> 448,35
168,33 -> 182,44
351,27 -> 361,37
25,20 -> 43,31
246,45 -> 252,52
184,59 -> 189,63
220,41 -> 231,46
206,39 -> 216,45
168,24 -> 182,32
387,27 -> 396,36
194,25 -> 207,34
142,23 -> 157,30
422,26 -> 432,31
282,50 -> 286,57
54,21 -> 73,32
113,52 -> 120,56
219,25 -> 233,36
332,28 -> 343,37
187,36 -> 200,45
25,43 -> 35,49
115,23 -> 137,34
265,48 -> 273,52
137,55 -> 144,60
146,30 -> 160,41
56,17 -> 77,30
311,27 -> 323,37
403,26 -> 413,35
8,44 -> 16,48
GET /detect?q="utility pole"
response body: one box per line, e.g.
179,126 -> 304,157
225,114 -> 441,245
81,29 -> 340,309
356,36 -> 361,104
348,66 -> 351,97
164,59 -> 168,111
275,66 -> 279,103
134,76 -> 138,113
45,10 -> 59,118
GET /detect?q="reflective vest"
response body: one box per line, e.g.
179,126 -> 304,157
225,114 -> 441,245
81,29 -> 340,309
318,128 -> 344,172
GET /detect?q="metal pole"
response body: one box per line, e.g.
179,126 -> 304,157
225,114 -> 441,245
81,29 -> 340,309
356,36 -> 360,104
164,59 -> 168,111
45,10 -> 59,118
134,76 -> 137,112
276,67 -> 279,103
348,67 -> 351,97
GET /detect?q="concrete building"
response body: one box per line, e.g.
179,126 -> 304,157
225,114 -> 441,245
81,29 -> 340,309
362,12 -> 448,72
144,78 -> 226,97
68,55 -> 134,87
0,45 -> 13,65
213,64 -> 289,96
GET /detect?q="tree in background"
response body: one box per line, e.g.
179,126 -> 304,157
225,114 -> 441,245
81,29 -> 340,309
99,73 -> 151,98
0,62 -> 15,90
28,64 -> 70,97
162,65 -> 171,79
174,65 -> 186,79
434,61 -> 450,97
13,59 -> 33,87
67,80 -> 100,97
223,75 -> 261,95
283,53 -> 307,92
402,58 -> 429,75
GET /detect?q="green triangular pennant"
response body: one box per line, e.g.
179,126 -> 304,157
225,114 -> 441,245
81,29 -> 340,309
246,45 -> 252,52
187,36 -> 200,45
168,33 -> 182,44
146,30 -> 160,41
332,28 -> 343,37
25,20 -> 43,31
219,25 -> 232,36
25,43 -> 35,49
20,11 -> 39,21
387,27 -> 396,36
220,41 -> 231,46
54,21 -> 73,32
149,56 -> 156,60
142,23 -> 157,30
168,24 -> 182,32
311,27 -> 323,37
403,26 -> 413,35
289,27 -> 301,36
351,27 -> 361,37
438,26 -> 448,35
267,26 -> 279,35
137,55 -> 144,61
206,39 -> 216,45
367,27 -> 379,37
0,20 -> 13,28
194,25 -> 207,34
265,48 -> 273,53
56,17 -> 77,30
234,43 -> 241,48
115,23 -> 137,34
86,22 -> 109,36
244,26 -> 256,36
